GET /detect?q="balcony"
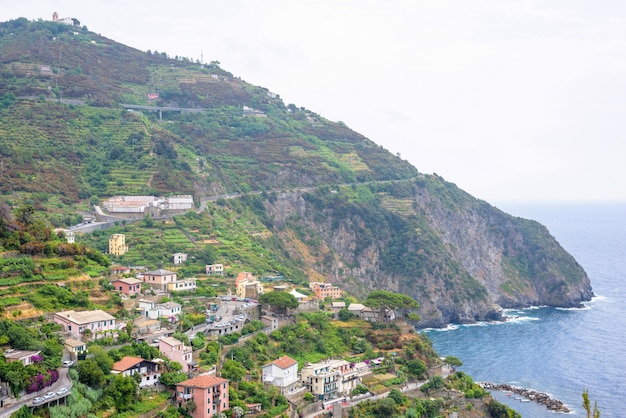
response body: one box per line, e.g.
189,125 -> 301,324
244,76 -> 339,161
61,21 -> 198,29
178,392 -> 193,400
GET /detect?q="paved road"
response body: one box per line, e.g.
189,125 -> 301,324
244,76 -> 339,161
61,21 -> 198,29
0,367 -> 72,418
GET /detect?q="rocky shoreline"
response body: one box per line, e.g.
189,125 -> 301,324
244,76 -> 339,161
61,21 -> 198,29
479,382 -> 571,413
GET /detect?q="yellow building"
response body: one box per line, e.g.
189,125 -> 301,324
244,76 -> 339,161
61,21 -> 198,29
109,234 -> 128,257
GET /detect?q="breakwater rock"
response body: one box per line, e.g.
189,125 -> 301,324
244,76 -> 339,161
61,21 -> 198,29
479,382 -> 571,413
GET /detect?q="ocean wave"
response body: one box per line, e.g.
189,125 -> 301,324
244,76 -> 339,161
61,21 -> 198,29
555,305 -> 591,311
502,314 -> 540,323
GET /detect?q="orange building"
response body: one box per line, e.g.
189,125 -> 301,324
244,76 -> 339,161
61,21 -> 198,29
309,282 -> 342,300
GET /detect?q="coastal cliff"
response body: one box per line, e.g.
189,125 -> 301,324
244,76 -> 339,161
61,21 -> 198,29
264,175 -> 593,327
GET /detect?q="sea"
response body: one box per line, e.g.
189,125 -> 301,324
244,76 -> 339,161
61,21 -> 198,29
423,202 -> 626,417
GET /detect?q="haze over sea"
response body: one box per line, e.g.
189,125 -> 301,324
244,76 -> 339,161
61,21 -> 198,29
424,202 -> 626,417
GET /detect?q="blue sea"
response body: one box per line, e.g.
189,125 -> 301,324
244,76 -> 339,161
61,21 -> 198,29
424,203 -> 626,417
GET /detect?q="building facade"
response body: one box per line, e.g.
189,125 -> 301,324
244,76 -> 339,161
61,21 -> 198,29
110,277 -> 142,296
205,264 -> 223,275
309,282 -> 342,300
167,278 -> 197,293
53,310 -> 117,341
173,253 -> 188,265
109,234 -> 128,257
159,337 -> 194,373
262,356 -> 300,394
111,356 -> 163,388
176,375 -> 229,418
141,269 -> 177,291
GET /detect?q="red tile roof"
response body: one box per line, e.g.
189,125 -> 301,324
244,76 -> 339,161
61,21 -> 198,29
112,356 -> 144,371
272,355 -> 298,369
178,375 -> 228,388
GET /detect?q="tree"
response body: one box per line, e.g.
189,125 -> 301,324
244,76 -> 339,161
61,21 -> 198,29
365,290 -> 420,323
77,358 -> 105,388
160,371 -> 188,389
582,389 -> 600,418
105,375 -> 138,412
406,359 -> 426,378
259,292 -> 298,315
420,375 -> 444,392
221,359 -> 246,387
444,356 -> 463,368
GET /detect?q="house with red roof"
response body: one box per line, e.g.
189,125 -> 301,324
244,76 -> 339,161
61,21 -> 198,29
111,356 -> 163,388
262,355 -> 300,394
176,375 -> 229,418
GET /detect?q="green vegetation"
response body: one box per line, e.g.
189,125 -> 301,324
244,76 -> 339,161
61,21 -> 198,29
582,389 -> 600,418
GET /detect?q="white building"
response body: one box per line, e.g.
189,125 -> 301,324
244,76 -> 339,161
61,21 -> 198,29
262,356 -> 300,394
138,300 -> 182,320
172,253 -> 188,265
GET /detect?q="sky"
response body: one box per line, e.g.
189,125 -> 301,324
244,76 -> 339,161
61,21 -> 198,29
3,1 -> 626,206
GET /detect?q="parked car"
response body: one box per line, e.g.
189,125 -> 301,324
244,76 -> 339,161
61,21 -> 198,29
32,397 -> 45,404
43,392 -> 55,399
62,360 -> 74,367
56,387 -> 69,396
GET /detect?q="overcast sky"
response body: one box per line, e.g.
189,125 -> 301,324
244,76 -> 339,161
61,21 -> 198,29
3,1 -> 626,206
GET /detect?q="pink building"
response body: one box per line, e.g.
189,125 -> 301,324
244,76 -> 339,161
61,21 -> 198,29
176,375 -> 229,418
3,349 -> 41,366
110,277 -> 142,296
159,337 -> 194,372
141,269 -> 177,291
53,310 -> 116,341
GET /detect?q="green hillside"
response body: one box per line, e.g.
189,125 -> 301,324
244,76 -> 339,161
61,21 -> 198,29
0,18 -> 592,327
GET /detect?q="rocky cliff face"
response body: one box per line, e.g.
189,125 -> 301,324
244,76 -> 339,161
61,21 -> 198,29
263,177 -> 593,328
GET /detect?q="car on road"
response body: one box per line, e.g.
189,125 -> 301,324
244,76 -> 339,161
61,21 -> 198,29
63,360 -> 74,367
43,392 -> 55,399
32,397 -> 45,404
56,387 -> 69,396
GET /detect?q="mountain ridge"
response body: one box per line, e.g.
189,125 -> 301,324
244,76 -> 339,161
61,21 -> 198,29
0,18 -> 593,327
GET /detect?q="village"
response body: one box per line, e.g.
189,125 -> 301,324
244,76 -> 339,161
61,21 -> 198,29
1,224 -> 429,418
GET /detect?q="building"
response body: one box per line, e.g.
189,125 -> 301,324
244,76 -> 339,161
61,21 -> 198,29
309,282 -> 342,300
110,277 -> 142,296
63,338 -> 87,360
262,356 -> 300,394
141,269 -> 177,291
301,360 -> 339,401
167,278 -> 197,293
65,230 -> 75,244
289,288 -> 309,302
3,349 -> 41,366
138,300 -> 182,320
109,234 -> 128,257
235,272 -> 264,299
261,315 -> 278,331
301,359 -> 362,400
173,253 -> 188,265
360,307 -> 396,323
103,195 -> 193,215
205,264 -> 224,275
330,301 -> 346,316
111,356 -> 163,388
159,337 -> 194,372
53,309 -> 117,341
176,375 -> 229,418
347,303 -> 365,315
111,266 -> 131,275
164,195 -> 194,211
